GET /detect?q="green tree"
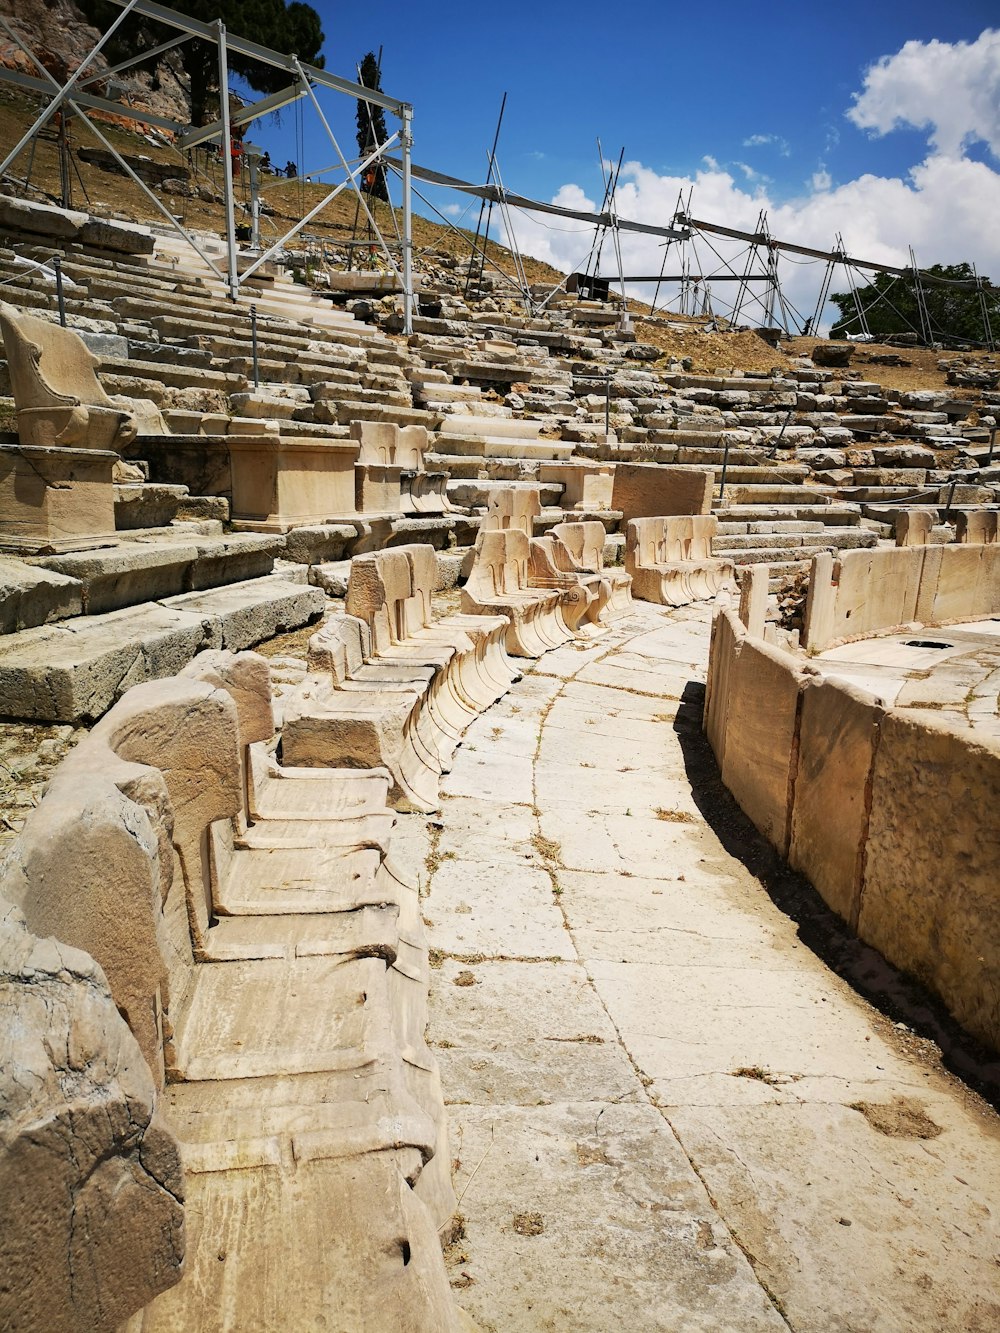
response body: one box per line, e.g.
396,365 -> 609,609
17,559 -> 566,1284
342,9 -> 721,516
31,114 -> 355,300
830,262 -> 1000,346
355,51 -> 389,203
78,0 -> 325,127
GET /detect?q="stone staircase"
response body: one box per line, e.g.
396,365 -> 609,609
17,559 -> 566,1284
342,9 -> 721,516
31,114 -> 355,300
2,199 -> 999,618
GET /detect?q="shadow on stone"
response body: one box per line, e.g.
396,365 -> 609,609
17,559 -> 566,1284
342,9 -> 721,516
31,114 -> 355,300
672,678 -> 1000,1112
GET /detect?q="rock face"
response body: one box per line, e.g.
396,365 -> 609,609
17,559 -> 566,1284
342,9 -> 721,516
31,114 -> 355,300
0,896 -> 184,1332
0,0 -> 189,125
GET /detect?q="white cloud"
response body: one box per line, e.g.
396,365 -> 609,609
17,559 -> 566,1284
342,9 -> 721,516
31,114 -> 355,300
743,133 -> 791,156
811,169 -> 832,191
735,161 -> 766,182
849,28 -> 1000,158
502,154 -> 1000,328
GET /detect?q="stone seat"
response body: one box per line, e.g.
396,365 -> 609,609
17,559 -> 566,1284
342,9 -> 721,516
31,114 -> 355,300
351,420 -> 452,517
461,526 -> 573,656
528,533 -> 604,634
626,515 -> 736,607
1,646 -> 464,1327
0,300 -> 135,450
283,545 -> 517,812
552,519 -> 633,619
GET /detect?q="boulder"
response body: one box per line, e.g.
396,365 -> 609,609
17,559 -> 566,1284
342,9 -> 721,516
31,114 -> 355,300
812,342 -> 855,368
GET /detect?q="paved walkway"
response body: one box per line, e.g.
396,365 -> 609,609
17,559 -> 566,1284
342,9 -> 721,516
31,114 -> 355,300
395,602 -> 1000,1332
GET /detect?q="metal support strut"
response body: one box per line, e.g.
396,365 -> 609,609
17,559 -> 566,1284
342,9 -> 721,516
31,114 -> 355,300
216,21 -> 239,301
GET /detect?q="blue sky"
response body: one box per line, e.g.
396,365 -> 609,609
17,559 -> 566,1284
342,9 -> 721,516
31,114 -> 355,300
244,3 -> 1000,317
252,2 -> 995,199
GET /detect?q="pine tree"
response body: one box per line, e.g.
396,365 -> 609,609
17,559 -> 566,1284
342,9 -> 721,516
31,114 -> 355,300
78,0 -> 325,127
355,52 -> 389,203
830,263 -> 1000,346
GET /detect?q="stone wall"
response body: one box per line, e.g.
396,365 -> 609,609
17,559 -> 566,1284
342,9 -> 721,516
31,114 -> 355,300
0,898 -> 185,1332
804,543 -> 1000,651
704,604 -> 1000,1053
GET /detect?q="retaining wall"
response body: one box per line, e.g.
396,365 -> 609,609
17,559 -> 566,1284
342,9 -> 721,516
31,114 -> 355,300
705,550 -> 1000,1052
804,542 -> 1000,651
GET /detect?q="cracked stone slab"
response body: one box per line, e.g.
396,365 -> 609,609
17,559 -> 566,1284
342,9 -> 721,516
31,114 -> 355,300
589,959 -> 909,1086
428,959 -> 637,1106
535,758 -> 700,818
538,807 -> 709,878
668,1100 -> 1000,1333
423,858 -> 573,961
446,1103 -> 785,1333
0,579 -> 322,721
434,797 -> 537,860
439,744 -> 536,804
557,868 -> 787,967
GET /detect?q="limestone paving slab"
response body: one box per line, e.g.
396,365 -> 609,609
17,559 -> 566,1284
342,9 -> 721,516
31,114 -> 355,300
538,807 -> 707,878
424,859 -> 573,961
557,868 -> 786,968
420,598 -> 1000,1330
428,959 -> 637,1107
445,1103 -> 785,1333
668,1100 -> 1000,1333
439,745 -> 536,805
534,758 -> 699,819
433,795 -> 537,863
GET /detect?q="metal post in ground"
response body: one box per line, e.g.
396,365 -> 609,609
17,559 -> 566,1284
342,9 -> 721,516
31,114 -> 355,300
251,304 -> 259,387
53,255 -> 66,326
605,370 -> 611,437
401,103 -> 414,336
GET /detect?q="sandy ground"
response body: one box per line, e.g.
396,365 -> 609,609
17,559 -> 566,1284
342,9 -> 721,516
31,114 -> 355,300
387,602 -> 1000,1332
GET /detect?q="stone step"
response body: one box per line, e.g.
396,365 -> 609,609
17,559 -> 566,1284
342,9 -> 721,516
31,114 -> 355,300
113,483 -> 188,530
629,429 -> 726,448
717,504 -> 864,527
716,519 -> 826,535
316,400 -> 439,430
715,532 -> 816,552
446,479 -> 564,508
0,575 -> 323,723
437,415 -> 542,441
661,373 -> 794,392
719,484 -> 834,506
715,528 -> 878,554
28,532 -> 282,615
1,558 -> 82,634
430,435 -> 574,462
99,357 -> 247,393
713,466 -> 810,484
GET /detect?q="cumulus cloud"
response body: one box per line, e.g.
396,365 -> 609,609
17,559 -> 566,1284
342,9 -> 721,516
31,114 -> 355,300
502,154 -> 1000,327
849,28 -> 1000,158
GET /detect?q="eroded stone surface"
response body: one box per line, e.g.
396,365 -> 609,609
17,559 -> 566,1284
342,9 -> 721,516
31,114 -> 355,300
0,898 -> 184,1332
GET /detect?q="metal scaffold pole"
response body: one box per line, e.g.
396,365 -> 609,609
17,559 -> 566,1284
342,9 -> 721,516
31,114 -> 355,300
401,103 -> 414,335
216,20 -> 239,301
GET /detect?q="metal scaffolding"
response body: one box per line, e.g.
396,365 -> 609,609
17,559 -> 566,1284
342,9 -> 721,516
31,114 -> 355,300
0,0 -> 417,332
